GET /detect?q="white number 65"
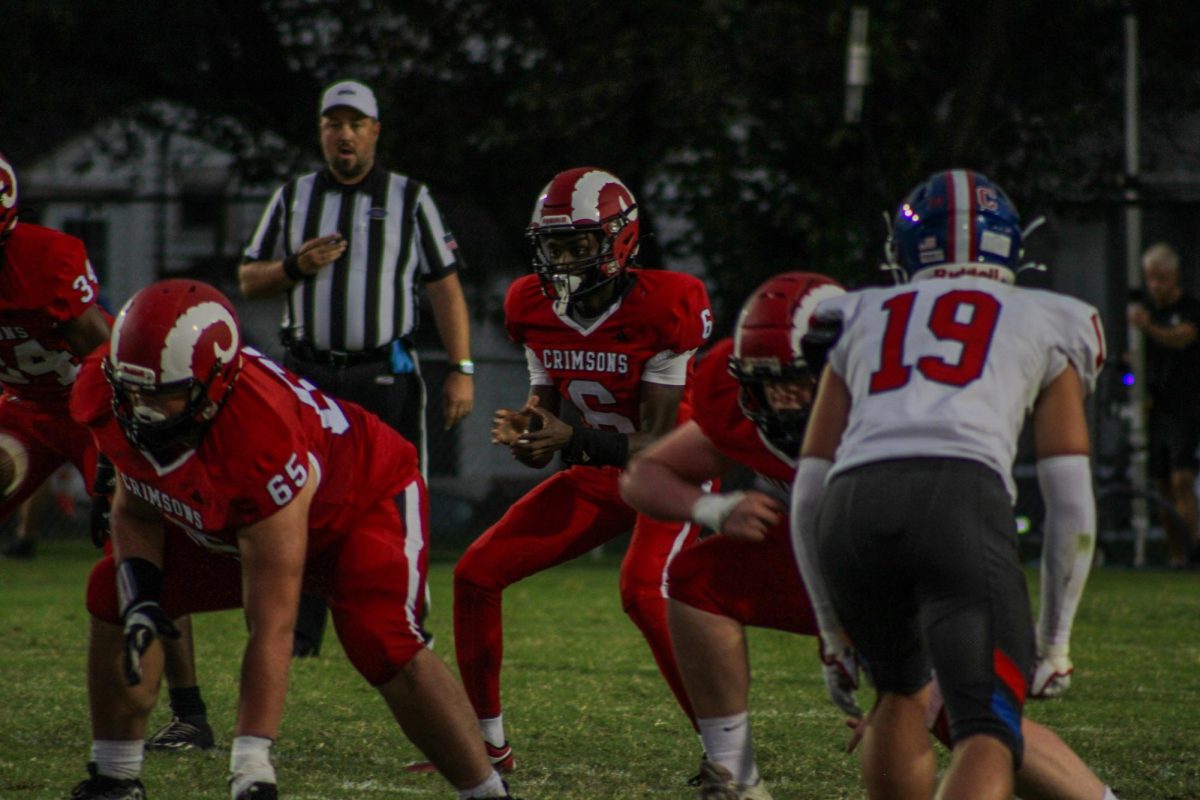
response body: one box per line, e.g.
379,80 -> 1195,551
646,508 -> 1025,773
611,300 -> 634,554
267,452 -> 309,506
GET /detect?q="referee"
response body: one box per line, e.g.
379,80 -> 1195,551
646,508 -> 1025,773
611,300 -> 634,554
239,79 -> 474,656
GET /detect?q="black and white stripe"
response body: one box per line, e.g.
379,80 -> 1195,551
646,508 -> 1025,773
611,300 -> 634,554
243,167 -> 459,351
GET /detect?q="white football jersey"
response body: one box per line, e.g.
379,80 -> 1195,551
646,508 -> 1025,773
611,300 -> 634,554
818,277 -> 1105,499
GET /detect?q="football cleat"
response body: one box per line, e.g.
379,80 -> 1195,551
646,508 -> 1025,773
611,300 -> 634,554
69,763 -> 146,800
145,715 -> 216,751
234,783 -> 277,800
1031,654 -> 1074,699
695,760 -> 773,800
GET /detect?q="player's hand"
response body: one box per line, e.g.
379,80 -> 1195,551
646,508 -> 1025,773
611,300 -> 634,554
121,600 -> 181,686
718,491 -> 785,541
296,233 -> 347,276
819,629 -> 863,718
510,396 -> 572,465
442,372 -> 474,429
1031,651 -> 1074,699
491,407 -> 534,446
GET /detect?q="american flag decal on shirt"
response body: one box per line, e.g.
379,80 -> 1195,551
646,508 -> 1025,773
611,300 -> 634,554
444,233 -> 458,251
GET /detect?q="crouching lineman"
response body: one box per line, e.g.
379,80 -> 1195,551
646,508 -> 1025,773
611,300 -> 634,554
67,280 -> 515,800
622,271 -> 1117,800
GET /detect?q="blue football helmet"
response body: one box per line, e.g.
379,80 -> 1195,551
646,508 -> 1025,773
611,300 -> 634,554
885,169 -> 1022,284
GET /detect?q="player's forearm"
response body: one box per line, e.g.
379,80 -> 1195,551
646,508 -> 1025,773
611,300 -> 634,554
620,456 -> 704,521
235,626 -> 293,739
1143,320 -> 1198,350
238,260 -> 292,300
426,273 -> 472,362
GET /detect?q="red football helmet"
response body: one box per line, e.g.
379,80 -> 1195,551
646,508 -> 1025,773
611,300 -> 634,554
527,167 -> 640,312
0,152 -> 18,240
729,272 -> 845,458
105,279 -> 243,454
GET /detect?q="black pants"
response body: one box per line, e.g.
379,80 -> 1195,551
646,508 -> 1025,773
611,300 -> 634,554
283,347 -> 427,652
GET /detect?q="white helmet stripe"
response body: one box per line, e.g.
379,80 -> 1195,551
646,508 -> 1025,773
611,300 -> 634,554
160,301 -> 239,383
571,170 -> 636,223
950,169 -> 973,264
790,283 -> 847,359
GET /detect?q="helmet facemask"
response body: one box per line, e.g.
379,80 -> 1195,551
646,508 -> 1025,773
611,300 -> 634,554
105,356 -> 238,458
729,358 -> 815,460
530,213 -> 636,316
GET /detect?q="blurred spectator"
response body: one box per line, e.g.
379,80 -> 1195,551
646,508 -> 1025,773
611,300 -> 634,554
1129,242 -> 1200,566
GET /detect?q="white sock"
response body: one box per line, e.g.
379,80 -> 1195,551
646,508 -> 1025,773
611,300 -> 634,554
229,735 -> 276,797
1102,789 -> 1119,800
697,712 -> 759,787
91,740 -> 145,780
456,770 -> 507,799
479,715 -> 506,748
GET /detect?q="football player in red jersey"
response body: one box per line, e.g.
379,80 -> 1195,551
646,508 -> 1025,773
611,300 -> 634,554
0,152 -> 216,752
68,280 -> 515,800
452,167 -> 713,769
623,272 -> 1116,800
0,150 -> 110,555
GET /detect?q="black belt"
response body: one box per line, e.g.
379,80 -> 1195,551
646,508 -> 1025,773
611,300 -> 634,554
286,341 -> 392,367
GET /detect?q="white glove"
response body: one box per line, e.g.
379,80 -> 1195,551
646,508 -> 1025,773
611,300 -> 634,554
819,629 -> 863,718
1031,647 -> 1073,699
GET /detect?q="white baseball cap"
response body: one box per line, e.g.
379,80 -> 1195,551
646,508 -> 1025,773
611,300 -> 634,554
320,80 -> 379,119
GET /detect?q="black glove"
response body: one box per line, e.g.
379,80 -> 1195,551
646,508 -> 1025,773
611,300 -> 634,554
89,493 -> 112,548
122,600 -> 181,686
116,557 -> 180,686
90,454 -> 116,548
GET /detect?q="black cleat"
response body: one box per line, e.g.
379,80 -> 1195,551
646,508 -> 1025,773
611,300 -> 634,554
69,763 -> 146,800
145,716 -> 216,751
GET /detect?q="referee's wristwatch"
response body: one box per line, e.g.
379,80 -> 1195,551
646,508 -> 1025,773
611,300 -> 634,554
450,359 -> 475,376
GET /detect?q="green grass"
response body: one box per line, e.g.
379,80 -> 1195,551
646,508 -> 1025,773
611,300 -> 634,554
1,540 -> 1199,799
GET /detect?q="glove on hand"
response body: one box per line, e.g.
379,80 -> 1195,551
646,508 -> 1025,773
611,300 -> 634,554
122,600 -> 181,686
819,629 -> 863,718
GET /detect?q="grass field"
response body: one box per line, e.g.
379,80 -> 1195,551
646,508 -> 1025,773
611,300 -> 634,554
1,539 -> 1198,799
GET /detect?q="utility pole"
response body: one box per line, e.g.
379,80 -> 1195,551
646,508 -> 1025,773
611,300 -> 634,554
1123,7 -> 1149,567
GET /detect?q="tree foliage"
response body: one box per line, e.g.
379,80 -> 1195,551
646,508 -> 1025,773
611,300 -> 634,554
6,0 -> 1200,325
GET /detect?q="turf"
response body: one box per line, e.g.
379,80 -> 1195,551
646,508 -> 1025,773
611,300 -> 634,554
1,540 -> 1198,799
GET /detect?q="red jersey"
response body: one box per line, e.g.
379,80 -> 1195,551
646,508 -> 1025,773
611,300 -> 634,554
690,338 -> 793,488
0,223 -> 101,403
70,346 -> 419,555
505,269 -> 712,430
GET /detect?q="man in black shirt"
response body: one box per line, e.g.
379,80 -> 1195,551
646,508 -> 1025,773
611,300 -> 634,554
1129,242 -> 1200,566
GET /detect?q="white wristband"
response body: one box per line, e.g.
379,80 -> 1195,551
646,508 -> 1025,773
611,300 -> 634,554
691,491 -> 747,532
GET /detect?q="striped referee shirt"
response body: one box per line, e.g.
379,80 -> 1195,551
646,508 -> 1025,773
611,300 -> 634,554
243,166 -> 460,352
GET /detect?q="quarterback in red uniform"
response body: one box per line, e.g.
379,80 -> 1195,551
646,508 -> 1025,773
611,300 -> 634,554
622,273 -> 1115,800
68,280 -> 515,800
453,168 -> 713,767
0,151 -> 109,556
